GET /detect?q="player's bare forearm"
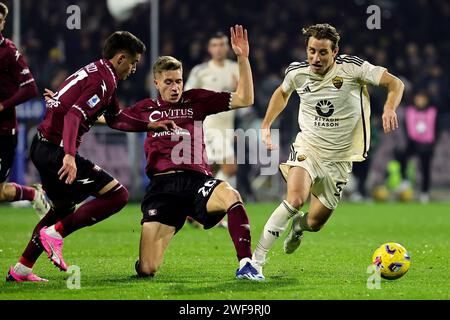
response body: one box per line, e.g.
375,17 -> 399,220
379,71 -> 404,133
231,56 -> 254,108
230,25 -> 253,108
262,86 -> 290,128
381,72 -> 404,112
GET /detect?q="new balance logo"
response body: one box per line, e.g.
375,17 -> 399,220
267,230 -> 280,237
77,178 -> 94,185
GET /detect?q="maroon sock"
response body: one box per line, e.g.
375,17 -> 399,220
11,183 -> 35,202
58,185 -> 128,237
226,202 -> 252,261
20,206 -> 75,267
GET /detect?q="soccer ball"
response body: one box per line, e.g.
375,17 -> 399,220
398,189 -> 414,202
372,242 -> 411,280
372,185 -> 389,202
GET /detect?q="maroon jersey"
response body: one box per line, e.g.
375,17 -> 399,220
38,59 -> 120,155
0,33 -> 38,134
123,89 -> 232,176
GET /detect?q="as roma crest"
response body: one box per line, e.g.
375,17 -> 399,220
332,76 -> 343,89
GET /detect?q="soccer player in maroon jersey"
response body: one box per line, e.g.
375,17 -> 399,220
6,31 -> 176,282
125,25 -> 264,280
0,2 -> 50,217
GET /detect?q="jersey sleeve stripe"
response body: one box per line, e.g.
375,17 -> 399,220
336,56 -> 365,66
339,55 -> 365,63
336,57 -> 364,66
72,105 -> 88,120
19,78 -> 35,87
285,61 -> 309,75
336,56 -> 365,63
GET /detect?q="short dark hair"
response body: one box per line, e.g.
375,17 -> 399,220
152,56 -> 182,78
302,23 -> 340,50
0,2 -> 8,17
209,31 -> 227,41
102,31 -> 146,59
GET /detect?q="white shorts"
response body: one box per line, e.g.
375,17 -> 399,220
204,128 -> 235,164
279,144 -> 352,210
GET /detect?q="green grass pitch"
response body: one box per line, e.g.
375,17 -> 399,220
0,202 -> 449,300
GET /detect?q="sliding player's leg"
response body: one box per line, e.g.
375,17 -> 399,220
136,221 -> 175,277
203,181 -> 264,280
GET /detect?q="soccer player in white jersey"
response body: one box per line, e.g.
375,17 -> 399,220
185,32 -> 240,188
252,23 -> 404,277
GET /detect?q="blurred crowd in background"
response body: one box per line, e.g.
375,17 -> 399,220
2,0 -> 449,202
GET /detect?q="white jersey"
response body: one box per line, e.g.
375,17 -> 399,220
185,59 -> 238,131
281,54 -> 386,162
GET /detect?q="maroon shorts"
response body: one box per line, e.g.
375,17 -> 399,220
30,133 -> 115,207
141,170 -> 223,233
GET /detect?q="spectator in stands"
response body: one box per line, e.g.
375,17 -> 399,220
396,92 -> 438,203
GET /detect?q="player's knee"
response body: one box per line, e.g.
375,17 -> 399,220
223,185 -> 242,208
117,186 -> 129,206
137,261 -> 160,278
285,197 -> 304,210
0,185 -> 7,201
104,184 -> 129,210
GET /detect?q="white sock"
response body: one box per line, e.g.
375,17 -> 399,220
46,225 -> 63,239
252,201 -> 298,266
14,263 -> 32,276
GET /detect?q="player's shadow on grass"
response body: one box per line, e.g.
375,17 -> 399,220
95,274 -> 300,296
160,276 -> 300,296
97,274 -> 298,285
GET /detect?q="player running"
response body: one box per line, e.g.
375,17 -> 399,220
0,2 -> 50,217
124,25 -> 263,280
6,31 -> 176,282
251,23 -> 404,277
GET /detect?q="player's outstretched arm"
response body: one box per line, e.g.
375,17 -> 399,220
379,71 -> 404,134
261,86 -> 292,150
105,103 -> 178,133
230,25 -> 254,109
